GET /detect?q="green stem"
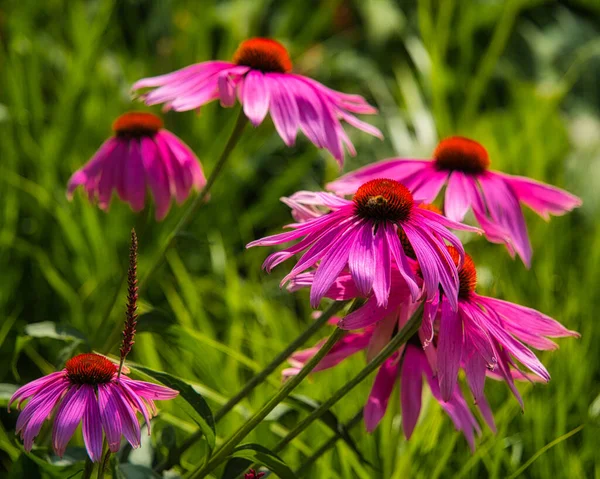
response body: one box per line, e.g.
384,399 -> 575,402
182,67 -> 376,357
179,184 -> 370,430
271,304 -> 423,454
96,442 -> 111,479
155,300 -> 349,473
188,327 -> 347,479
138,110 -> 248,294
81,457 -> 95,479
296,408 -> 363,476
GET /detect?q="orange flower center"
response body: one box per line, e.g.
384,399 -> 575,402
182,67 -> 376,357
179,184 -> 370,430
447,246 -> 477,298
398,203 -> 442,258
112,112 -> 163,138
233,38 -> 292,73
353,179 -> 414,223
434,136 -> 490,174
65,353 -> 117,385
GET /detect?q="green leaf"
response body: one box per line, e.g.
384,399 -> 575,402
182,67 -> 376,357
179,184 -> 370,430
285,394 -> 371,467
116,463 -> 162,479
24,321 -> 87,343
130,365 -> 216,452
222,443 -> 297,479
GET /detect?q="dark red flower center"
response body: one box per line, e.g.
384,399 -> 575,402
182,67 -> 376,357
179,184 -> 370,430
353,179 -> 414,223
65,353 -> 117,385
398,203 -> 442,258
112,112 -> 163,138
447,246 -> 477,298
233,38 -> 292,73
434,136 -> 490,174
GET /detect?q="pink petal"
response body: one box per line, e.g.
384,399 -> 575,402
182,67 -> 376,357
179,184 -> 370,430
501,173 -> 582,219
364,355 -> 399,432
81,385 -> 103,462
348,222 -> 375,296
400,346 -> 424,439
444,171 -> 473,221
242,70 -> 270,126
372,226 -> 391,307
98,383 -> 123,452
124,139 -> 146,212
141,137 -> 172,220
218,72 -> 237,108
310,223 -> 358,307
438,300 -> 463,401
327,159 -> 431,196
52,386 -> 87,457
265,74 -> 299,146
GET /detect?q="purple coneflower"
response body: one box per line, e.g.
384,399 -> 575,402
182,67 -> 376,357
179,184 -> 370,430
327,136 -> 582,266
284,327 -> 484,450
248,179 -> 479,309
244,469 -> 266,479
9,353 -> 178,462
327,245 -> 579,403
67,112 -> 206,220
132,38 -> 382,166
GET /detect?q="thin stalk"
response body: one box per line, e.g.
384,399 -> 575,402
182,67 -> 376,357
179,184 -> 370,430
82,457 -> 95,479
97,442 -> 111,479
138,110 -> 248,293
155,300 -> 349,473
296,409 -> 364,475
188,328 -> 347,479
272,305 -> 423,454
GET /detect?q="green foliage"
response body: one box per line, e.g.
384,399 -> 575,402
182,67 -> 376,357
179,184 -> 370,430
1,0 -> 599,478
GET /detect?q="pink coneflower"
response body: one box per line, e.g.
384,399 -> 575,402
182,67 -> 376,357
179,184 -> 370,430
284,329 -> 484,450
248,179 -> 480,309
132,38 -> 382,166
327,136 -> 582,266
67,112 -> 206,220
424,246 -> 579,403
9,353 -> 178,462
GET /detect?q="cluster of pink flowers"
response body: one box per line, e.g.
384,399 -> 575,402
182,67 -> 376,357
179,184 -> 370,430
11,35 -> 582,465
250,135 -> 581,447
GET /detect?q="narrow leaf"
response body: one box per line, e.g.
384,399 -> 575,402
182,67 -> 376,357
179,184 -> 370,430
131,365 -> 216,452
222,443 -> 297,479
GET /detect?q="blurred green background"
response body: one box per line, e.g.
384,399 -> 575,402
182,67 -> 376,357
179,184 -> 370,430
1,0 -> 599,477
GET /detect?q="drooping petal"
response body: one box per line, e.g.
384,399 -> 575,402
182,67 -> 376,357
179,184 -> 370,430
384,223 -> 420,301
67,139 -> 119,199
310,223 -> 358,307
501,173 -> 582,219
119,377 -> 179,401
52,386 -> 87,457
348,223 -> 375,296
242,70 -> 270,126
265,74 -> 299,146
18,379 -> 70,451
478,172 -> 532,267
366,315 -> 397,362
372,226 -> 392,307
400,346 -> 424,439
141,137 -> 172,220
81,385 -> 103,462
10,371 -> 65,411
98,383 -> 123,452
444,171 -> 473,222
364,354 -> 400,432
123,139 -> 146,212
438,300 -> 463,401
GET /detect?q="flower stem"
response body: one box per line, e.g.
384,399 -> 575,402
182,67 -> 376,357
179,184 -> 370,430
154,300 -> 350,473
81,457 -> 95,479
271,304 -> 423,454
97,442 -> 111,479
138,109 -> 248,293
188,327 -> 347,479
295,408 -> 363,475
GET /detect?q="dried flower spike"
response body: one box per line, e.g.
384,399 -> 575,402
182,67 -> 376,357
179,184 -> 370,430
118,228 -> 138,378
